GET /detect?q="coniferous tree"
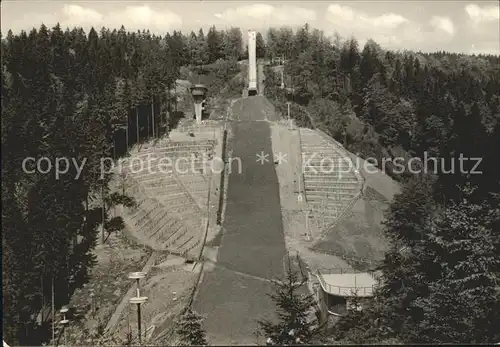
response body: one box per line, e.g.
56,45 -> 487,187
223,27 -> 243,61
1,23 -> 196,344
175,308 -> 208,346
257,259 -> 322,345
413,194 -> 500,343
256,32 -> 266,59
206,25 -> 223,63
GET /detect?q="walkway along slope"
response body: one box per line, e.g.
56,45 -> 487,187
193,95 -> 286,345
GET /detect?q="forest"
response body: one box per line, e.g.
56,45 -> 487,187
263,24 -> 500,344
2,20 -> 499,345
1,24 -> 250,345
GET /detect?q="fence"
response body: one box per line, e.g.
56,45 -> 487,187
313,246 -> 381,272
316,269 -> 375,297
297,107 -> 366,243
216,129 -> 228,225
296,123 -> 308,203
175,122 -> 221,134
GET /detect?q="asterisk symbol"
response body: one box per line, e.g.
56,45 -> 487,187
256,151 -> 269,165
274,151 -> 288,164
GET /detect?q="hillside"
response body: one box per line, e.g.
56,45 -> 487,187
263,24 -> 500,345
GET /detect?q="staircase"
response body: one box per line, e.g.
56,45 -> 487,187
118,138 -> 218,258
299,128 -> 363,222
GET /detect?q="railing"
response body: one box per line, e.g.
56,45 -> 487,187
295,103 -> 362,183
216,129 -> 228,225
322,190 -> 362,232
314,128 -> 364,184
196,131 -> 217,263
302,126 -> 365,234
316,270 -> 375,297
324,284 -> 373,296
316,270 -> 328,291
175,123 -> 222,134
317,267 -> 377,275
296,128 -> 308,203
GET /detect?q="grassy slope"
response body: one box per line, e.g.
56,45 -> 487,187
312,153 -> 401,271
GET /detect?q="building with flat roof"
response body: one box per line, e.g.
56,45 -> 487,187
315,270 -> 378,325
319,273 -> 376,297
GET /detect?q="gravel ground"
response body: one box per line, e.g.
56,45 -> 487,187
112,256 -> 199,344
62,232 -> 151,345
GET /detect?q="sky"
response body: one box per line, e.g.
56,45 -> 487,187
1,1 -> 499,55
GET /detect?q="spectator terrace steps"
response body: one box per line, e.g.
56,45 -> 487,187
299,128 -> 363,222
118,138 -> 217,258
175,119 -> 222,133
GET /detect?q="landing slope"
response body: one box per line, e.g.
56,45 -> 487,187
193,96 -> 286,344
231,95 -> 279,122
216,120 -> 286,278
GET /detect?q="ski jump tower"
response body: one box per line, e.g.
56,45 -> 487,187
248,30 -> 258,96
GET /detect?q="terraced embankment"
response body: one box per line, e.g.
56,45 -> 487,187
103,123 -> 224,344
117,125 -> 223,259
299,128 -> 363,222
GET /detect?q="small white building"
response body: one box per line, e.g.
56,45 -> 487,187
316,270 -> 377,324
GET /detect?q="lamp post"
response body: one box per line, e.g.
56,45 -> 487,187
59,306 -> 69,346
100,178 -> 105,244
128,272 -> 148,345
89,291 -> 95,316
281,251 -> 290,276
286,102 -> 293,130
51,277 -> 55,346
296,169 -> 303,203
136,105 -> 140,145
151,96 -> 155,140
112,121 -> 129,159
120,124 -> 129,153
305,210 -> 312,241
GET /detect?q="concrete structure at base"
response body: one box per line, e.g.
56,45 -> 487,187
248,30 -> 257,96
190,84 -> 208,124
316,270 -> 377,324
